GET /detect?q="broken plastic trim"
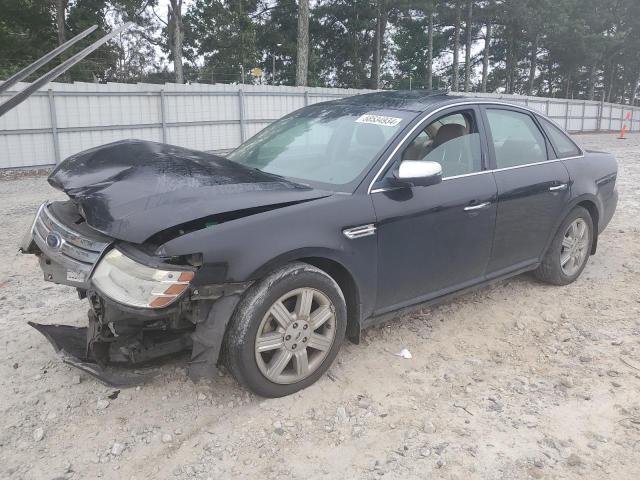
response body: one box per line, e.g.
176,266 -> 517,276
28,321 -> 158,387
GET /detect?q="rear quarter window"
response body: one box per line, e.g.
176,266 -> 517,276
539,117 -> 581,158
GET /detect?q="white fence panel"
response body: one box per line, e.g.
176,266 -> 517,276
1,133 -> 54,168
58,127 -> 164,160
1,82 -> 639,169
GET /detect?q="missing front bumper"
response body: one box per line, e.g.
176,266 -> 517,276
29,322 -> 158,387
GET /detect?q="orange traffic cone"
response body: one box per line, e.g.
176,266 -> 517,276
618,123 -> 627,139
618,111 -> 632,139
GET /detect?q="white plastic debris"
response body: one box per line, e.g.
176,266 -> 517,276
395,348 -> 413,359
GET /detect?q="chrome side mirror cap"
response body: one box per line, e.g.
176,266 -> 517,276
395,160 -> 443,187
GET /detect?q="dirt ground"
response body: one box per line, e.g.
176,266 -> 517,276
1,133 -> 639,480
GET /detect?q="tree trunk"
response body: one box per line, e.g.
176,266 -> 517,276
464,0 -> 473,92
606,63 -> 616,103
168,0 -> 184,84
547,56 -> 553,96
427,12 -> 434,90
587,64 -> 596,100
526,34 -> 538,95
620,65 -> 628,105
481,20 -> 490,92
505,27 -> 513,94
54,0 -> 67,46
452,4 -> 461,91
296,0 -> 310,86
631,70 -> 640,106
370,0 -> 381,89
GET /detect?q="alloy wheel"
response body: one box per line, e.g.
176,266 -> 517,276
560,218 -> 590,276
254,288 -> 337,384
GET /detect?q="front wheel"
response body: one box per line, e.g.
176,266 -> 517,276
224,262 -> 346,397
535,206 -> 593,285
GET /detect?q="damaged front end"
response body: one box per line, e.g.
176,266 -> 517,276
21,140 -> 329,387
21,200 -> 247,387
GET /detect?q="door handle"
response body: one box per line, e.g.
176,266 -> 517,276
464,201 -> 491,212
549,183 -> 568,191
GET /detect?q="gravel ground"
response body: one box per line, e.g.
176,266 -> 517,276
1,133 -> 639,480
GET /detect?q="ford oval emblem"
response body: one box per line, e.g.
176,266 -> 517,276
45,232 -> 63,250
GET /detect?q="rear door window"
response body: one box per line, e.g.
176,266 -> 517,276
539,117 -> 581,158
485,109 -> 548,168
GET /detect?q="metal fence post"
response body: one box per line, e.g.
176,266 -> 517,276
596,99 -> 602,131
609,103 -> 613,130
564,100 -> 570,130
160,89 -> 167,143
545,99 -> 550,116
580,101 -> 586,132
47,89 -> 61,164
160,88 -> 167,143
304,91 -> 309,106
238,88 -> 246,143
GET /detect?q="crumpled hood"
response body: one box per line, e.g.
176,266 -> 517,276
48,140 -> 330,244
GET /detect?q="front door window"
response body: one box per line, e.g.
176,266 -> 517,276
402,110 -> 482,178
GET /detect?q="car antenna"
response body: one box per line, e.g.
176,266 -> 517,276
0,22 -> 133,118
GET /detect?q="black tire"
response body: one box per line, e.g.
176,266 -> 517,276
534,206 -> 594,285
224,262 -> 347,397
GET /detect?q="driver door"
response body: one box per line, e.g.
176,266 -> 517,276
371,106 -> 498,314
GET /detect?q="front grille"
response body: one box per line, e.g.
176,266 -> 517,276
32,201 -> 111,273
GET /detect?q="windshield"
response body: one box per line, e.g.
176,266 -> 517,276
227,104 -> 413,190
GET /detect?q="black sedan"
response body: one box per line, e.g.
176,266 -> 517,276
21,90 -> 618,397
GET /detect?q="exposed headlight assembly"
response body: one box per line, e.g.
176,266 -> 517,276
91,248 -> 194,308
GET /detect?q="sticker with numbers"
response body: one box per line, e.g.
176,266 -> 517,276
355,114 -> 402,127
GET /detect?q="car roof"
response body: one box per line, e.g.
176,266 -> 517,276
322,90 -> 466,112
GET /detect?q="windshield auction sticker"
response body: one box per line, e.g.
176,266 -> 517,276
356,114 -> 403,127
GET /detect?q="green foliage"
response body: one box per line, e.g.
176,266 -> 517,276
312,0 -> 378,88
392,11 -> 447,90
183,0 -> 266,84
0,0 -> 57,78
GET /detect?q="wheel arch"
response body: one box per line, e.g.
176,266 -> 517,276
297,256 -> 362,344
575,198 -> 599,254
248,249 -> 363,344
541,194 -> 601,260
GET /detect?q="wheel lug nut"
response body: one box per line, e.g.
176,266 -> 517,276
292,344 -> 297,349
285,335 -> 291,341
293,323 -> 298,328
302,337 -> 307,343
303,324 -> 308,330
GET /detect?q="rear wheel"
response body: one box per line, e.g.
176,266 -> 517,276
224,262 -> 346,397
534,206 -> 593,285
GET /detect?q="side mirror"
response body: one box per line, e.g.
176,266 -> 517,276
393,160 -> 442,187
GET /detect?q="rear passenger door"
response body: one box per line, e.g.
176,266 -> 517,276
481,106 -> 570,276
